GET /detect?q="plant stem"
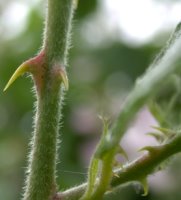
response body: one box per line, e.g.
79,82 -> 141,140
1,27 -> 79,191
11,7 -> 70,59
23,1 -> 74,199
95,22 -> 181,157
23,86 -> 61,200
95,23 -> 181,158
58,133 -> 181,200
81,22 -> 181,200
44,0 -> 74,64
91,149 -> 116,200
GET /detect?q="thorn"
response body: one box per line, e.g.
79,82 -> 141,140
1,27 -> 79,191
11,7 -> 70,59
140,178 -> 149,196
138,146 -> 155,153
151,126 -> 175,135
4,62 -> 30,91
59,68 -> 69,91
147,132 -> 164,142
113,172 -> 120,178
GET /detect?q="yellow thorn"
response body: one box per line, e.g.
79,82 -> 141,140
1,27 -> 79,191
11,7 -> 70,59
59,68 -> 69,91
4,62 -> 30,91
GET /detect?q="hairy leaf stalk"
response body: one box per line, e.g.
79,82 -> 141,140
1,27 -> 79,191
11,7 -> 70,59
22,0 -> 74,199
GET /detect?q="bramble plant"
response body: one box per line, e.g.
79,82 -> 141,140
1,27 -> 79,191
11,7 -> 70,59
4,1 -> 181,200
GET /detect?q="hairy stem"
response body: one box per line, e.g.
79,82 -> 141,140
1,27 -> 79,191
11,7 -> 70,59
44,0 -> 74,64
23,1 -> 74,200
23,86 -> 61,200
58,132 -> 181,200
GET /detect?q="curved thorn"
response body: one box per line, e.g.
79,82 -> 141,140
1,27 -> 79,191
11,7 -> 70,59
4,62 -> 30,91
147,132 -> 165,142
59,68 -> 69,91
151,126 -> 175,135
138,146 -> 155,153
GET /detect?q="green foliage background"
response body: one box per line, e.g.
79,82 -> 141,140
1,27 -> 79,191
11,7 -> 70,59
0,1 -> 181,199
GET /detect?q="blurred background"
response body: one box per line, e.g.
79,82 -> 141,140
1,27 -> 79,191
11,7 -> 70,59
1,0 -> 181,199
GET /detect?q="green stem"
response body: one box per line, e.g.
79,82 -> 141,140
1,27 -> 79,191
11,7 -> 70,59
95,22 -> 181,157
58,133 -> 181,200
23,87 -> 61,200
23,1 -> 74,199
44,0 -> 74,64
80,158 -> 100,200
91,149 -> 116,200
84,22 -> 181,199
